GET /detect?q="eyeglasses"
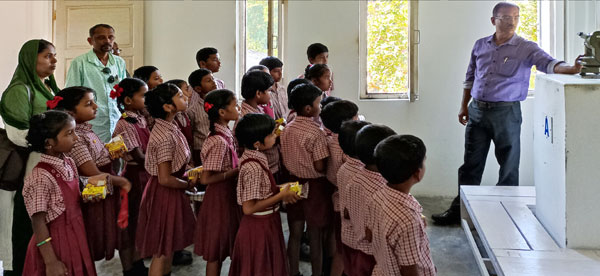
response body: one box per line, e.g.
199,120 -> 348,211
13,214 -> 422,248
101,67 -> 118,84
495,15 -> 519,22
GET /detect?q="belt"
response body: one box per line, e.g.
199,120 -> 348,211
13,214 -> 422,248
253,206 -> 280,216
472,99 -> 518,108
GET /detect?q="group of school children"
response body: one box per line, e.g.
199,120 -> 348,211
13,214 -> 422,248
21,43 -> 436,276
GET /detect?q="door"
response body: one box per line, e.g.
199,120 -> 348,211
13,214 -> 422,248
53,0 -> 144,87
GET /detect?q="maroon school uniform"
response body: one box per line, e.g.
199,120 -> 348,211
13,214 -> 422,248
69,122 -> 119,261
23,154 -> 96,276
174,112 -> 194,151
194,123 -> 243,262
135,119 -> 196,257
229,150 -> 288,276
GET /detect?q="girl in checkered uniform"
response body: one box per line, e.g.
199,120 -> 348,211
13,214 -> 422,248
22,110 -> 97,276
51,87 -> 132,265
194,89 -> 243,276
135,83 -> 196,276
229,113 -> 301,276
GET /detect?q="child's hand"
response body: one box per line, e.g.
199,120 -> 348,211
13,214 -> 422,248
82,194 -> 104,203
45,260 -> 67,276
112,176 -> 132,193
280,184 -> 301,204
88,173 -> 108,186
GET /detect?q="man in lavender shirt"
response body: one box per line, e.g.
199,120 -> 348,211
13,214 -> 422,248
432,2 -> 582,225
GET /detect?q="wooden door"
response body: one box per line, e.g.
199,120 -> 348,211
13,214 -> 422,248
53,0 -> 144,87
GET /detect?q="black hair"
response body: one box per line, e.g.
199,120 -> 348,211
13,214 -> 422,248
305,64 -> 330,81
52,86 -> 96,112
289,83 -> 323,116
38,39 -> 54,53
355,124 -> 396,166
375,135 -> 426,184
247,65 -> 269,73
114,78 -> 147,124
144,83 -> 179,120
320,100 -> 359,133
27,110 -> 74,153
493,2 -> 519,17
235,113 -> 276,149
165,79 -> 186,89
286,78 -> 311,109
133,66 -> 159,83
205,89 -> 236,133
188,68 -> 212,88
320,96 -> 341,108
241,71 -> 274,100
338,120 -> 371,158
259,56 -> 283,71
307,43 -> 329,60
89,24 -> 114,37
196,47 -> 218,64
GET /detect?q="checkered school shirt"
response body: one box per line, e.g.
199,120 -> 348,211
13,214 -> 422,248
237,149 -> 274,205
326,133 -> 345,211
144,118 -> 191,176
237,101 -> 281,174
337,157 -> 364,249
113,111 -> 148,161
270,83 -> 289,120
367,185 -> 436,276
280,116 -> 329,179
69,122 -> 112,168
201,123 -> 237,172
186,92 -> 210,151
23,154 -> 78,223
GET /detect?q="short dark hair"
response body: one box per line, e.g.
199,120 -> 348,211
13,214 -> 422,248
286,78 -> 311,109
165,79 -> 186,89
114,78 -> 147,123
320,100 -> 358,133
375,135 -> 426,184
38,39 -> 54,54
241,71 -> 274,100
320,96 -> 341,108
289,83 -> 322,115
247,65 -> 269,73
133,66 -> 159,83
235,113 -> 276,149
355,124 -> 396,166
89,24 -> 114,37
27,110 -> 74,153
196,47 -> 218,64
52,86 -> 96,112
338,120 -> 371,158
205,89 -> 236,133
307,43 -> 329,60
493,2 -> 519,17
304,64 -> 330,80
188,68 -> 212,88
259,56 -> 283,71
144,83 -> 180,120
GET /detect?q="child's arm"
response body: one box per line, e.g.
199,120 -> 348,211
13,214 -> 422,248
399,265 -> 419,276
313,158 -> 327,173
241,184 -> 300,215
157,161 -> 195,189
30,213 -> 67,276
200,168 -> 239,185
129,147 -> 145,164
78,161 -> 131,192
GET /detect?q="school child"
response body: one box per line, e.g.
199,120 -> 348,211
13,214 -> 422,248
111,78 -> 152,275
260,56 -> 289,120
196,47 -> 226,89
336,120 -> 371,274
135,83 -> 197,276
305,64 -> 333,96
302,43 -> 334,96
194,89 -> 243,276
133,66 -> 163,90
22,110 -> 97,275
246,65 -> 275,119
280,83 -> 331,276
186,69 -> 217,165
50,87 -> 132,264
229,113 -> 301,276
319,100 -> 359,276
285,78 -> 311,123
346,124 -> 396,275
164,79 -> 194,151
367,135 -> 436,276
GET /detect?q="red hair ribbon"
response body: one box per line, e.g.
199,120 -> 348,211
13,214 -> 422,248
46,96 -> 63,109
110,84 -> 124,99
204,102 -> 214,112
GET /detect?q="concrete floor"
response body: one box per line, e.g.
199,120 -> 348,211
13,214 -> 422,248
96,197 -> 480,275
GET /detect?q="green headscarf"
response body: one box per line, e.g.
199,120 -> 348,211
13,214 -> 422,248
0,39 -> 59,130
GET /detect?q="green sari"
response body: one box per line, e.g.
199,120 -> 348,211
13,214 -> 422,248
0,39 -> 59,130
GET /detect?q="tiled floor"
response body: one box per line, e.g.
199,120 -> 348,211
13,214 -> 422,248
96,197 -> 480,275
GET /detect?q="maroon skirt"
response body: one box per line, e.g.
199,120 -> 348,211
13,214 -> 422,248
228,212 -> 288,276
136,173 -> 196,258
194,177 -> 242,262
343,245 -> 376,276
334,212 -> 343,252
118,163 -> 149,250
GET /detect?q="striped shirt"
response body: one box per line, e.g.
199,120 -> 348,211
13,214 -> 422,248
186,92 -> 210,151
338,157 -> 364,249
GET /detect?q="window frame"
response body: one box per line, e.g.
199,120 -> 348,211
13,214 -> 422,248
358,0 -> 419,101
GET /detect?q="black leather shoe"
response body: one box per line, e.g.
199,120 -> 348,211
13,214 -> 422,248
431,208 -> 461,225
172,250 -> 193,266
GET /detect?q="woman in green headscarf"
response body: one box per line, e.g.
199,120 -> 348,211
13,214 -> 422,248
0,39 -> 59,276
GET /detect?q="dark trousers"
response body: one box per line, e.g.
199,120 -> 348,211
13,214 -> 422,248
452,100 -> 522,209
5,189 -> 32,276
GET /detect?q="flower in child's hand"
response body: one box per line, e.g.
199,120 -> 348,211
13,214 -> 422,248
110,84 -> 124,99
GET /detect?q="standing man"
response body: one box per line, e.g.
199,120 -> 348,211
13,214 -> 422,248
65,24 -> 127,142
432,2 -> 581,225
